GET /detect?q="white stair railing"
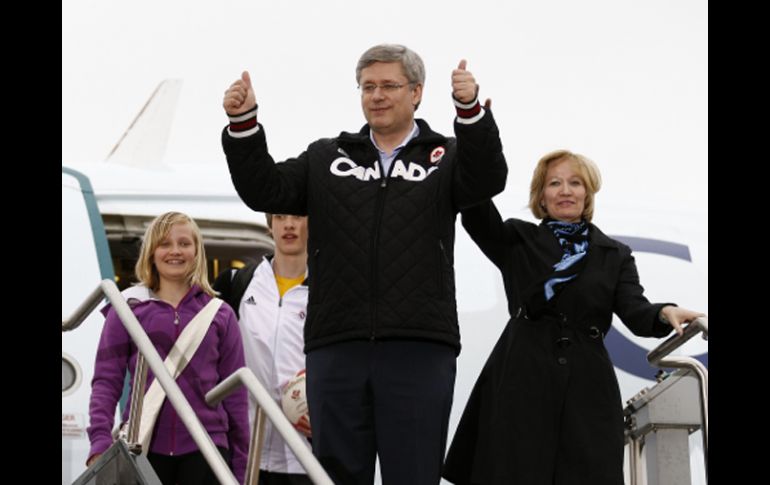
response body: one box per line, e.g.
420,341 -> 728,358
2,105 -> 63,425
207,368 -> 333,485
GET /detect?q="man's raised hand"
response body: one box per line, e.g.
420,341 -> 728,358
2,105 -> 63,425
223,71 -> 257,115
452,59 -> 479,104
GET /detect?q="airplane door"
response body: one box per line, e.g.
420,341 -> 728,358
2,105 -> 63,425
62,167 -> 114,485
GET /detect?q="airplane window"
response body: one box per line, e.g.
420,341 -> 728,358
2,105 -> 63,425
62,353 -> 81,396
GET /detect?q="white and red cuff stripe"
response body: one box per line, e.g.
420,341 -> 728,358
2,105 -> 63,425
227,106 -> 260,138
453,97 -> 485,125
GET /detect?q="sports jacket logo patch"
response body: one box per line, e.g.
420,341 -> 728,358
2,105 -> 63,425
430,146 -> 445,164
330,157 -> 438,182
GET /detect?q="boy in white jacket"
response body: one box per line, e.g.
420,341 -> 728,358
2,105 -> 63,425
215,213 -> 311,485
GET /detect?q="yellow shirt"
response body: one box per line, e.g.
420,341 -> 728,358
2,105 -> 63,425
275,274 -> 305,298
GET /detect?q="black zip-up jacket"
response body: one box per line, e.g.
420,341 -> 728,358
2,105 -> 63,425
222,112 -> 507,353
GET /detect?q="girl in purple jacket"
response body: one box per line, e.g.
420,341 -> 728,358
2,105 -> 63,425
86,211 -> 248,484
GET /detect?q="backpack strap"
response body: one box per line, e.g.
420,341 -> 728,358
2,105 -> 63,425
214,261 -> 260,319
228,263 -> 258,319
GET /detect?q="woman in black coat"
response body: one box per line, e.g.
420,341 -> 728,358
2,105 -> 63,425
442,150 -> 704,485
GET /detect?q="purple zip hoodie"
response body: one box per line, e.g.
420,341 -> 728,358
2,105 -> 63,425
87,284 -> 248,483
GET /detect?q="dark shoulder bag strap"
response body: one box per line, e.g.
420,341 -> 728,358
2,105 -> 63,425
227,262 -> 259,319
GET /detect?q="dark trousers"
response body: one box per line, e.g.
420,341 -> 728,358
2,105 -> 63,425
148,446 -> 230,485
306,340 -> 456,485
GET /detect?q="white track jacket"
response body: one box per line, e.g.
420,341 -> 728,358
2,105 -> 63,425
238,256 -> 310,473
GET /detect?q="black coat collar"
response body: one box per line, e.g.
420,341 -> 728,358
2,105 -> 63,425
337,118 -> 447,147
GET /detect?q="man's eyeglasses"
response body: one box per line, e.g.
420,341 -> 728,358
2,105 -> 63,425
358,82 -> 412,95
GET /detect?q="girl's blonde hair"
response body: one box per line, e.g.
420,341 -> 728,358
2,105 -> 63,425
134,212 -> 215,296
528,149 -> 602,222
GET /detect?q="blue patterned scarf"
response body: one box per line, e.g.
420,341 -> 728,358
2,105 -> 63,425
523,219 -> 590,318
544,220 -> 589,300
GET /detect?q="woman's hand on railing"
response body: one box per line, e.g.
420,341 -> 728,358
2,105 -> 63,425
659,306 -> 707,336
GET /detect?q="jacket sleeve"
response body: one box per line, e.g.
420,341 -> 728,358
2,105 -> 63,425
217,307 -> 249,484
222,124 -> 309,216
451,109 -> 508,210
460,199 -> 511,270
613,244 -> 675,338
87,308 -> 131,461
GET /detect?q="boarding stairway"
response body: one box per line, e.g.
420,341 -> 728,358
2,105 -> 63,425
624,317 -> 708,485
63,279 -> 333,485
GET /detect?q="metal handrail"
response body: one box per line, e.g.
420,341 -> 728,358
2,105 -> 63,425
62,284 -> 105,331
647,316 -> 708,367
62,280 -> 238,485
125,353 -> 149,448
246,407 -> 267,485
627,435 -> 642,485
646,316 -> 708,481
207,368 -> 334,485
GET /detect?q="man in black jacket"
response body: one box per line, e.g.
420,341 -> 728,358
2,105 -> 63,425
222,43 -> 507,484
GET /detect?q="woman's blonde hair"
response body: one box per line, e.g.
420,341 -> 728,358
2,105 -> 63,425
134,212 -> 215,295
529,149 -> 602,222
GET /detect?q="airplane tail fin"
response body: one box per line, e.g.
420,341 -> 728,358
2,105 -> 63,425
105,79 -> 183,167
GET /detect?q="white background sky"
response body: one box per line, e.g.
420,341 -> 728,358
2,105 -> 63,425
62,0 -> 708,378
62,0 -> 707,216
